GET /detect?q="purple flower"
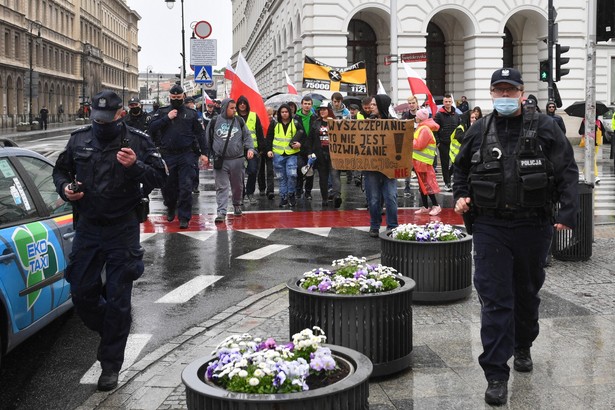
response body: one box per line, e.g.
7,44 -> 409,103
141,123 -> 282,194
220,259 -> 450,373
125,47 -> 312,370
307,285 -> 317,292
318,279 -> 332,292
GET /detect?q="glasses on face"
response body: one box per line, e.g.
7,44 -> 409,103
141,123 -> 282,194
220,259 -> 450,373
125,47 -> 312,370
491,87 -> 521,97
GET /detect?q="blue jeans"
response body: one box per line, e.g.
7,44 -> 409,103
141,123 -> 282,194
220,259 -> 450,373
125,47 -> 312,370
273,154 -> 297,198
364,171 -> 398,230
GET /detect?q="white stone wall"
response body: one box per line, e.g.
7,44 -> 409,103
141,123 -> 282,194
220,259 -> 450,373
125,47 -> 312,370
232,0 -> 612,110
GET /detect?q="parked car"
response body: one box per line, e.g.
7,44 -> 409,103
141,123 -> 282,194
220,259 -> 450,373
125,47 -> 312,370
0,139 -> 73,367
601,108 -> 614,144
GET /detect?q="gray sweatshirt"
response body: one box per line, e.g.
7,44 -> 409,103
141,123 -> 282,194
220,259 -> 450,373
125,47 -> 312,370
206,98 -> 254,159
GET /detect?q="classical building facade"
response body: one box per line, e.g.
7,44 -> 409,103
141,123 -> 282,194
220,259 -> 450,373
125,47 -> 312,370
0,0 -> 140,128
232,0 -> 614,110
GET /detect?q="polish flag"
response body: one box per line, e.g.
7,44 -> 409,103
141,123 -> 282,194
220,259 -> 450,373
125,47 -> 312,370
402,62 -> 437,117
285,71 -> 298,95
230,52 -> 270,133
224,59 -> 236,81
204,93 -> 214,105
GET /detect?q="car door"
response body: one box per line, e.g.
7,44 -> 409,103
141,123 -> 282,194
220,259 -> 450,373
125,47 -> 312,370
0,154 -> 71,332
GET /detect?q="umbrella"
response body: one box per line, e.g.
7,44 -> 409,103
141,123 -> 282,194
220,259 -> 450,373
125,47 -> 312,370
303,92 -> 326,102
264,93 -> 302,109
564,101 -> 610,117
395,103 -> 411,113
343,96 -> 362,108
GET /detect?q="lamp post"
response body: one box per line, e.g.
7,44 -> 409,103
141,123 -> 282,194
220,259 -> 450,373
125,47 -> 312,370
157,74 -> 162,103
82,42 -> 91,109
28,20 -> 41,124
122,56 -> 129,105
165,0 -> 186,88
146,65 -> 153,99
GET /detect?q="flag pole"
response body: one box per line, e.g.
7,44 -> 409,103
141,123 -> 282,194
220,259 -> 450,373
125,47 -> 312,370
390,0 -> 398,104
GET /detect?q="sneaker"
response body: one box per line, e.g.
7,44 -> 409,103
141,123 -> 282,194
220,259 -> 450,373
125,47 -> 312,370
334,196 -> 342,208
444,183 -> 453,192
429,205 -> 442,216
403,185 -> 412,197
484,380 -> 508,406
305,192 -> 312,200
279,196 -> 288,207
267,192 -> 275,200
179,218 -> 189,229
234,205 -> 243,216
369,229 -> 379,238
414,207 -> 430,214
288,194 -> 297,207
247,195 -> 257,205
595,177 -> 601,185
259,190 -> 266,197
513,347 -> 533,372
214,214 -> 225,223
166,207 -> 176,222
97,370 -> 119,391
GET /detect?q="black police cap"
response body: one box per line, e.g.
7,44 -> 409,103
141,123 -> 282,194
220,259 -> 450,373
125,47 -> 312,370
128,97 -> 140,105
184,96 -> 195,104
170,84 -> 184,95
90,90 -> 123,122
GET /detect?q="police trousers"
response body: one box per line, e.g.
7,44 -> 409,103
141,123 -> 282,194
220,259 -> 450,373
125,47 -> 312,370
66,217 -> 144,372
472,218 -> 553,381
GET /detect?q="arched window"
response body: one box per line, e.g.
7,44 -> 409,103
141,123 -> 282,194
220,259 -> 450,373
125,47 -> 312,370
347,19 -> 377,95
503,27 -> 514,68
426,22 -> 445,98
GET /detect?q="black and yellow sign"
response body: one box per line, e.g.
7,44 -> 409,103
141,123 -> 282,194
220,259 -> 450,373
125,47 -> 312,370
327,119 -> 414,179
302,57 -> 367,94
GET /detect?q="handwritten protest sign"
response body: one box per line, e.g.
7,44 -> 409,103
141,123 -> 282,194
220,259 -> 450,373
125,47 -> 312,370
327,119 -> 414,179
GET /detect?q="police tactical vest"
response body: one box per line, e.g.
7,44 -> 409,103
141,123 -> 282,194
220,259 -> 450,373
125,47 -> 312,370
412,125 -> 437,165
272,120 -> 300,155
469,113 -> 554,211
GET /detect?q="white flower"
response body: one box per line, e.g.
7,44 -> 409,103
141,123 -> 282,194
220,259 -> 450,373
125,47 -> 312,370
249,377 -> 260,386
238,370 -> 248,378
253,369 -> 264,377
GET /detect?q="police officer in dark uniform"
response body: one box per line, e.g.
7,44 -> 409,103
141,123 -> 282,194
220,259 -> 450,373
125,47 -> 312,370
52,90 -> 166,391
453,68 -> 579,406
124,97 -> 150,133
148,84 -> 206,228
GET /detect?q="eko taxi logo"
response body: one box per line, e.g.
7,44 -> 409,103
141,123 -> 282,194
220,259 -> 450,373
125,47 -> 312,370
11,222 -> 61,310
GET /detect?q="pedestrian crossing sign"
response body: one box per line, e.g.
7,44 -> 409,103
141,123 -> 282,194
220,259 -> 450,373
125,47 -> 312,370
194,65 -> 213,85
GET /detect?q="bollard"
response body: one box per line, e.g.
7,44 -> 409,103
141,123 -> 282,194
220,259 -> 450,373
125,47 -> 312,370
553,181 -> 593,261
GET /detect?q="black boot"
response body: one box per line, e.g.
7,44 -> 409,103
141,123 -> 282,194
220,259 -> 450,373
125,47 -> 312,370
513,347 -> 533,372
484,380 -> 507,406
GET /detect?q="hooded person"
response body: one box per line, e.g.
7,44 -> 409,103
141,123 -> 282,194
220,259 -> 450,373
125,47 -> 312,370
206,98 -> 257,222
413,108 -> 442,215
363,94 -> 399,237
236,95 -> 265,205
545,101 -> 566,134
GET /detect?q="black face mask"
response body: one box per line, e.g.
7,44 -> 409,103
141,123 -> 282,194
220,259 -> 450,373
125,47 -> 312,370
129,107 -> 142,115
92,119 -> 123,142
171,99 -> 184,109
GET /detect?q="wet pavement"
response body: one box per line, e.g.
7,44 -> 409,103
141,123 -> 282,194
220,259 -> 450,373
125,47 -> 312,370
3,124 -> 615,409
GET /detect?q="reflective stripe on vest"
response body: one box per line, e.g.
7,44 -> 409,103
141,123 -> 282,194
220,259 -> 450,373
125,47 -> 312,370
412,125 -> 437,165
449,124 -> 465,164
272,121 -> 300,155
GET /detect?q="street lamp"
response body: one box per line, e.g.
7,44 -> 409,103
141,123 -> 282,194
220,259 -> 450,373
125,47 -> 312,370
28,20 -> 41,124
164,0 -> 186,88
82,42 -> 91,109
157,74 -> 162,103
146,65 -> 153,99
122,56 -> 129,105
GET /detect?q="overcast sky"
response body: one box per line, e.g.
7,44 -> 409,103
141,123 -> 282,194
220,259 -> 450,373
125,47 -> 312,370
126,0 -> 232,74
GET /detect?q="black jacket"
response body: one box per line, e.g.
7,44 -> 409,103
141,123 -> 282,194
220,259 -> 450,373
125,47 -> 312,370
434,107 -> 460,143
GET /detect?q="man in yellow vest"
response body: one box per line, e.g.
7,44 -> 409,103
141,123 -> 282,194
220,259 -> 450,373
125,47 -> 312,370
265,103 -> 305,207
236,96 -> 265,204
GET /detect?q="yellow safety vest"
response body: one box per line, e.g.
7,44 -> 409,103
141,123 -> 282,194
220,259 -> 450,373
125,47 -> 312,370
239,111 -> 258,148
412,125 -> 437,165
272,121 -> 300,155
356,112 -> 365,120
449,124 -> 465,164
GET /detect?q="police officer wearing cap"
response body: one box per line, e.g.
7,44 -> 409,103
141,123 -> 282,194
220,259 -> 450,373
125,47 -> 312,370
124,97 -> 150,133
52,90 -> 166,391
148,84 -> 206,228
453,68 -> 579,406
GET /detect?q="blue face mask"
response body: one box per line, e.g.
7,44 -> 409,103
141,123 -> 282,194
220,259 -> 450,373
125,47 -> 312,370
493,98 -> 520,116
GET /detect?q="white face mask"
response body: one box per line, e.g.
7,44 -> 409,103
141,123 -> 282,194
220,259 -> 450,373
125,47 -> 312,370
493,97 -> 520,116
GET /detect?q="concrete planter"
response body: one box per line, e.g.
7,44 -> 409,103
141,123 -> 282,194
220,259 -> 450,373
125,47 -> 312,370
182,345 -> 372,410
380,229 -> 473,303
16,124 -> 30,132
287,277 -> 415,377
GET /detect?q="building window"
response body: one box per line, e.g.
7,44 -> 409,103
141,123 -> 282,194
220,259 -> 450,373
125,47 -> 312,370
347,19 -> 377,95
426,22 -> 445,98
503,27 -> 513,68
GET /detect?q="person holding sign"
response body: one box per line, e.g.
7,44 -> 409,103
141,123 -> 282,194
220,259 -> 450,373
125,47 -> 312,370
413,109 -> 442,215
364,94 -> 399,237
310,103 -> 342,208
265,103 -> 305,208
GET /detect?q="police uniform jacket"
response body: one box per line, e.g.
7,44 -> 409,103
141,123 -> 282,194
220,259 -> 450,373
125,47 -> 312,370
147,105 -> 206,155
453,111 -> 579,228
124,111 -> 150,133
52,123 -> 167,220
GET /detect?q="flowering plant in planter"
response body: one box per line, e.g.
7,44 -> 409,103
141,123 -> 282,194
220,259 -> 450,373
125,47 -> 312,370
390,222 -> 464,242
206,327 -> 340,394
299,255 -> 401,295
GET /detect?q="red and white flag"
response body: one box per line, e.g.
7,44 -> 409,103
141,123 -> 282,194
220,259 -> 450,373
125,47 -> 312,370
204,93 -> 214,105
402,62 -> 437,117
224,59 -> 236,81
285,71 -> 298,95
230,52 -> 270,133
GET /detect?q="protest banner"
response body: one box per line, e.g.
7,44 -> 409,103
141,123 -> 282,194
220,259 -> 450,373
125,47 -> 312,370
327,119 -> 414,179
302,56 -> 367,94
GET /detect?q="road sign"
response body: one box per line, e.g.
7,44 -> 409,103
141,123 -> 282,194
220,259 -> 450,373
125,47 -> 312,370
400,52 -> 428,63
193,21 -> 212,39
190,38 -> 217,66
194,65 -> 214,85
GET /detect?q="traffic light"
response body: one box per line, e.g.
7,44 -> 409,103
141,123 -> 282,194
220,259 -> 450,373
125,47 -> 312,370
555,44 -> 570,81
597,0 -> 615,42
539,60 -> 550,82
